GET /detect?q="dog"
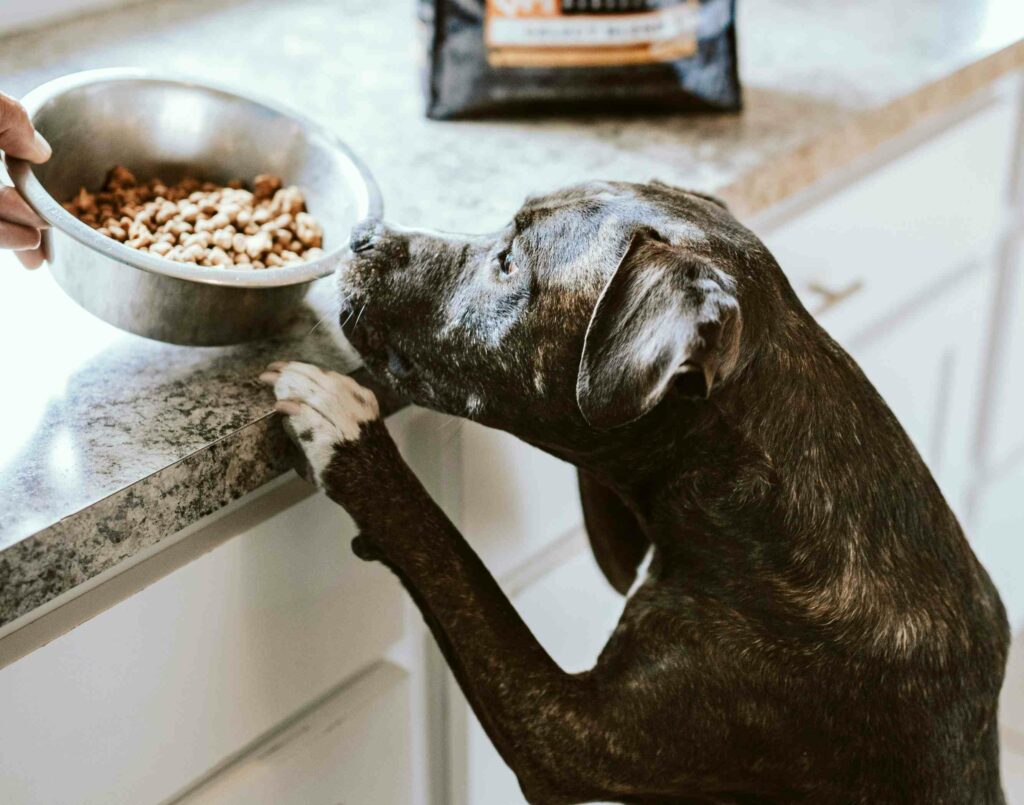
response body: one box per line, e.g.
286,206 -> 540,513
258,180 -> 1009,804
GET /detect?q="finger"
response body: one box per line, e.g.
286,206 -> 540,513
0,186 -> 48,229
0,219 -> 41,251
15,245 -> 44,269
0,93 -> 51,163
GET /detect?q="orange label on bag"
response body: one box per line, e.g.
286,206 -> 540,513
485,0 -> 700,68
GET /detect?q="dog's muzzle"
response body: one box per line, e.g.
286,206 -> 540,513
349,218 -> 383,253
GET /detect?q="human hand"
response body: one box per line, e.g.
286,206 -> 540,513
1,91 -> 51,269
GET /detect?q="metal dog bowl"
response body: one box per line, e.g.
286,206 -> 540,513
10,69 -> 381,346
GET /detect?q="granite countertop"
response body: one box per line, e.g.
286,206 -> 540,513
1,0 -> 1022,632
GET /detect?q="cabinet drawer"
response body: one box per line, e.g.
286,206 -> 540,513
760,89 -> 1017,344
459,422 -> 583,578
0,480 -> 405,805
177,662 -> 414,805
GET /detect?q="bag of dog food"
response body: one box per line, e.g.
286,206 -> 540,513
420,0 -> 741,119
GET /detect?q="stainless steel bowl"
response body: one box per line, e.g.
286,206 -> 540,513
9,69 -> 381,346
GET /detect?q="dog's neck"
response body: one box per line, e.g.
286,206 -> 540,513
567,317 -> 987,654
580,320 -> 927,518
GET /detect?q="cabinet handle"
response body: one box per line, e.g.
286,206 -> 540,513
805,278 -> 864,315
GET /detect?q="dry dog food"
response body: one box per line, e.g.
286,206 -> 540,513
421,0 -> 741,119
63,166 -> 325,269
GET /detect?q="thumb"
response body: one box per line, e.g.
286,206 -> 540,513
0,92 -> 51,164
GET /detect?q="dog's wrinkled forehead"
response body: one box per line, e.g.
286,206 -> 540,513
514,181 -> 716,288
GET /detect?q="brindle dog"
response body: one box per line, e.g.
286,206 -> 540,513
259,181 -> 1009,804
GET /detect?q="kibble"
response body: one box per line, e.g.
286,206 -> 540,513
63,166 -> 325,269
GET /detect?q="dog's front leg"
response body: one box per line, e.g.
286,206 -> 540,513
260,362 -> 617,804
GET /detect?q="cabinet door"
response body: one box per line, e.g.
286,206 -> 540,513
177,662 -> 413,805
758,88 -> 1017,347
0,482 -> 407,805
451,542 -> 625,805
459,422 -> 583,578
0,405 -> 454,805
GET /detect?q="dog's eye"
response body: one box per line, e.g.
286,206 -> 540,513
497,249 -> 517,276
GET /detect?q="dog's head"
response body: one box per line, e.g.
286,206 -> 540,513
339,181 -> 779,448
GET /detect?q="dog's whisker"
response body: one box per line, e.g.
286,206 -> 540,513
353,303 -> 367,329
440,418 -> 465,450
340,304 -> 359,331
307,311 -> 332,336
434,414 -> 464,434
308,289 -> 349,337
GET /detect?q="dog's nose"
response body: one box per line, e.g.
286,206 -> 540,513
349,218 -> 382,253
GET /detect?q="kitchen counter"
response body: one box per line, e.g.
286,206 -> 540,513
0,0 -> 1022,633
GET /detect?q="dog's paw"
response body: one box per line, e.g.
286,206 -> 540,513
259,361 -> 380,485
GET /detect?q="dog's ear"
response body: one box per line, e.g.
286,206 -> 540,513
576,230 -> 742,429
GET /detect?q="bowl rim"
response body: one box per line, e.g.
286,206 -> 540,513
8,67 -> 383,289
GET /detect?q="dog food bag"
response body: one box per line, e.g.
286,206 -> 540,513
420,0 -> 741,119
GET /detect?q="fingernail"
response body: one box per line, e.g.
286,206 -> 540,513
12,227 -> 42,251
29,131 -> 52,163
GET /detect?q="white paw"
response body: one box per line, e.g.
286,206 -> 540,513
259,361 -> 380,483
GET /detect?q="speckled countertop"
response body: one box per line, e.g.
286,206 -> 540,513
0,0 -> 1022,630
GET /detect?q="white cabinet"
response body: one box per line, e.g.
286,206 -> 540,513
459,421 -> 583,579
0,483 -> 406,805
177,662 -> 414,805
0,407 -> 446,805
760,87 -> 1018,346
